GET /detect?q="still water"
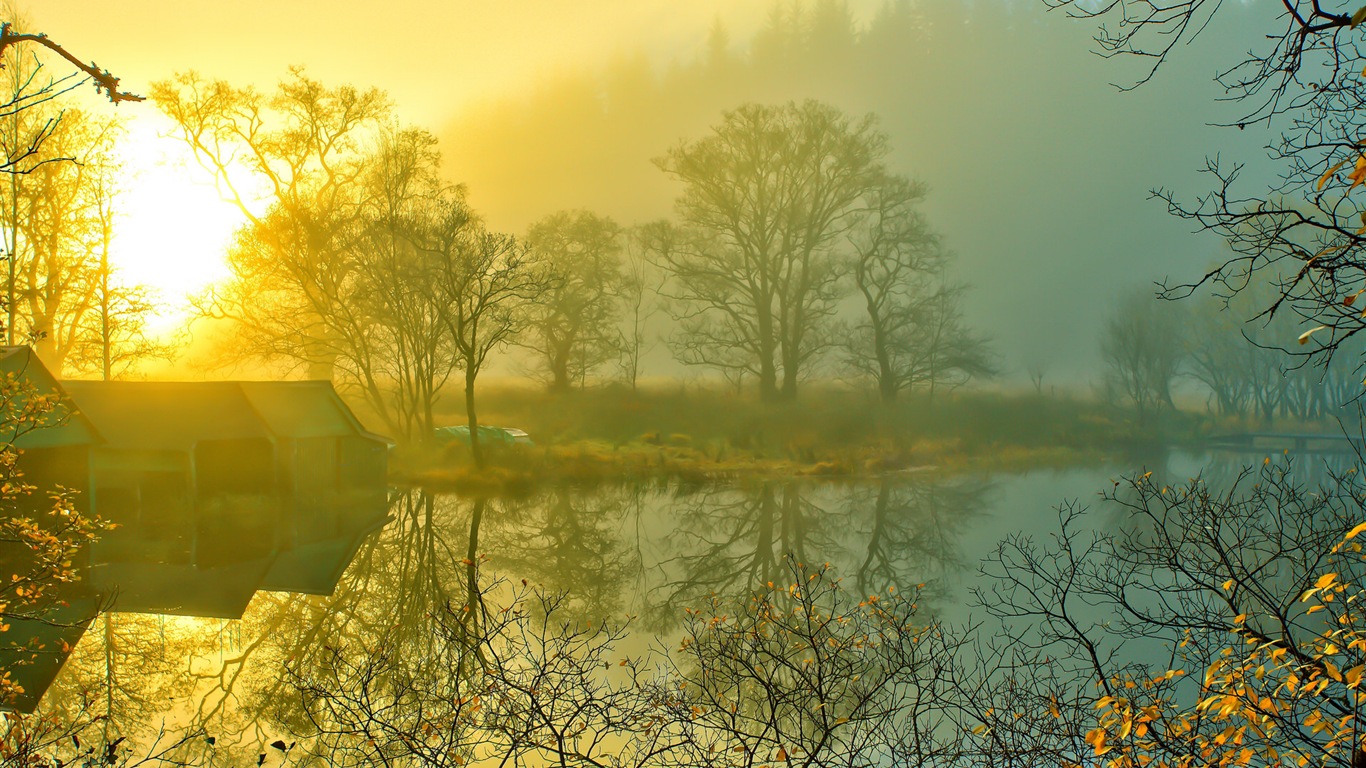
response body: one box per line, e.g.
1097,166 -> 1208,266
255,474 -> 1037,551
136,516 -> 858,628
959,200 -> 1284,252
6,447 -> 1355,763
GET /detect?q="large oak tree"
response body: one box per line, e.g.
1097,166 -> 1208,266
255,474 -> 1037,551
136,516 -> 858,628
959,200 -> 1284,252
653,100 -> 886,401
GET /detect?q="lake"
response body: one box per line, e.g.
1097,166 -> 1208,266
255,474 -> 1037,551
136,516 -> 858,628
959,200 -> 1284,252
8,445 -> 1356,764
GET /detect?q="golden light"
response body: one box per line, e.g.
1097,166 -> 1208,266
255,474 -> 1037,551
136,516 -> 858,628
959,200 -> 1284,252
107,113 -> 256,334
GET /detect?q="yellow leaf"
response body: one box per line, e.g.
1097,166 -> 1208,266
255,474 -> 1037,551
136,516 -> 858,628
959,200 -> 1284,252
1350,155 -> 1366,189
1320,158 -> 1349,190
1085,728 -> 1107,751
1315,573 -> 1339,589
1354,5 -> 1366,27
1347,522 -> 1366,540
1299,326 -> 1329,345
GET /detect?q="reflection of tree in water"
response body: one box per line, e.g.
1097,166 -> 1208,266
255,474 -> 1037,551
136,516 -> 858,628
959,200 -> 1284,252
20,479 -> 993,762
479,487 -> 638,620
38,491 -> 477,763
850,475 -> 988,600
1196,449 -> 1359,491
46,613 -> 192,736
647,481 -> 839,630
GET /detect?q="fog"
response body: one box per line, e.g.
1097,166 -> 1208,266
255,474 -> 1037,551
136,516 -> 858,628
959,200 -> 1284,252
35,0 -> 1269,381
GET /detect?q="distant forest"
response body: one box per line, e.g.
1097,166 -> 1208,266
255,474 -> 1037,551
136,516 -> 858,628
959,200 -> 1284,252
443,0 -> 1073,230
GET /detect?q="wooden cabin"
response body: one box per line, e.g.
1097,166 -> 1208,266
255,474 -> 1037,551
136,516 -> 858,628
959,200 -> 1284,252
236,381 -> 391,594
62,381 -> 280,575
0,371 -> 392,711
0,347 -> 101,516
237,381 -> 389,519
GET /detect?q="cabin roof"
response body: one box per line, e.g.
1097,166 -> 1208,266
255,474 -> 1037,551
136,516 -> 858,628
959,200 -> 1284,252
261,512 -> 390,595
0,347 -> 101,448
237,381 -> 389,443
62,381 -> 273,452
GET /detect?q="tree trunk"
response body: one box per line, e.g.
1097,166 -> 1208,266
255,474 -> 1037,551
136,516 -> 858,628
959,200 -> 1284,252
465,367 -> 484,468
758,369 -> 779,400
874,326 -> 896,403
780,365 -> 799,400
757,302 -> 779,401
33,330 -> 60,377
307,357 -> 335,381
464,496 -> 484,644
549,355 -> 570,392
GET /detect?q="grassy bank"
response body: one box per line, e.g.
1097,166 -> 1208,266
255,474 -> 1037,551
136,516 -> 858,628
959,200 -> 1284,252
389,384 -> 1196,490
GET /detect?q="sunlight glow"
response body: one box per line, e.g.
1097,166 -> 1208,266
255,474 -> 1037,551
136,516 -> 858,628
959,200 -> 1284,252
108,114 -> 256,333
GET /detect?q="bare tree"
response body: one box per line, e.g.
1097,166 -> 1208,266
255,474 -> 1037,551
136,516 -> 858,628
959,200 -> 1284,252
977,460 -> 1366,768
412,197 -> 548,467
1048,1 -> 1366,375
843,175 -> 995,402
350,127 -> 460,442
617,225 -> 664,391
153,69 -> 388,378
1100,288 -> 1185,427
10,110 -> 108,372
523,210 -> 623,391
0,11 -> 140,352
156,72 -> 493,443
653,100 -> 886,401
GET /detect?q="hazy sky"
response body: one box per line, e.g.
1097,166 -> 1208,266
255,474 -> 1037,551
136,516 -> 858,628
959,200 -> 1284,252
31,0 -> 1277,385
36,1 -> 836,124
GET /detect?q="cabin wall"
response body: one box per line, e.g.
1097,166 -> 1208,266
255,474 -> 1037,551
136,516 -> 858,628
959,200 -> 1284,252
15,445 -> 91,517
195,438 -> 275,496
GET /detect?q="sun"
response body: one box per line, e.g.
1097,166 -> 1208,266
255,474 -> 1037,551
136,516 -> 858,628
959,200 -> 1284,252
108,113 -> 259,334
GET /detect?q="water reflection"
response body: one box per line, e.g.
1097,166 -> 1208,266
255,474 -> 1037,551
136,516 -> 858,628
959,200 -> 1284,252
2,486 -> 390,716
15,448 -> 1344,761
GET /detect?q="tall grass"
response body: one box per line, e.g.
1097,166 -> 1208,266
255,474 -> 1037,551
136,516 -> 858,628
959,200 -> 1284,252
388,384 -> 1165,487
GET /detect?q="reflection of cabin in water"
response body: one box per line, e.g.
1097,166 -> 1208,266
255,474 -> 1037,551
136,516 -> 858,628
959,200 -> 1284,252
59,380 -> 391,610
0,353 -> 393,712
0,348 -> 102,713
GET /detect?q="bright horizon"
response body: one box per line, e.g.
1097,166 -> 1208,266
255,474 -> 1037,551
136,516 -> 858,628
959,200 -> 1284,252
107,114 -> 252,333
